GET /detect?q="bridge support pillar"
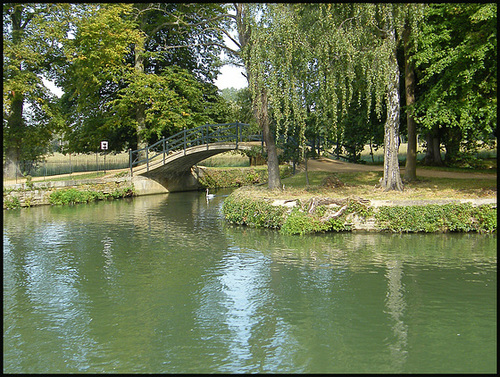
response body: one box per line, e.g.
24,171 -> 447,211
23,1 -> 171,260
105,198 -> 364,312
131,175 -> 169,195
143,168 -> 203,193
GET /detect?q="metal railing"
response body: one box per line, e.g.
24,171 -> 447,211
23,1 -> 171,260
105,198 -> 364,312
129,122 -> 259,176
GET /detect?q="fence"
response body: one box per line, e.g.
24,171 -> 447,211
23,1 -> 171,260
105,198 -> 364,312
17,152 -> 130,178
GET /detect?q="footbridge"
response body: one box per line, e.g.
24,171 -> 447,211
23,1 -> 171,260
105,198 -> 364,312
129,122 -> 262,192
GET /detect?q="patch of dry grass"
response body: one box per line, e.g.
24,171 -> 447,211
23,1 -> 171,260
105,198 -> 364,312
249,170 -> 497,201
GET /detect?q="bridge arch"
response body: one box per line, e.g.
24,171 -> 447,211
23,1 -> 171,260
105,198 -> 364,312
129,123 -> 262,192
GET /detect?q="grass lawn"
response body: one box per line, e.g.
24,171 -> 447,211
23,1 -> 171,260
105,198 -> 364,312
268,169 -> 497,201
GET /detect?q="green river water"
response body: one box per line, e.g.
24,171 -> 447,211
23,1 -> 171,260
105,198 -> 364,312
3,190 -> 497,373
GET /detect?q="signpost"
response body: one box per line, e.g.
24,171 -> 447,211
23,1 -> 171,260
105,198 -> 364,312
100,141 -> 108,174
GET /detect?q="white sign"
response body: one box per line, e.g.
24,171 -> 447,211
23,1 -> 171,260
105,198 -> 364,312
100,141 -> 108,150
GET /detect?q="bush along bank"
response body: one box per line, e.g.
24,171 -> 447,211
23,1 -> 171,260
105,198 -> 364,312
222,189 -> 497,235
198,165 -> 294,189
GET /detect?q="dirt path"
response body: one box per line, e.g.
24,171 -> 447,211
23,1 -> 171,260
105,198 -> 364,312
3,157 -> 496,186
306,157 -> 497,180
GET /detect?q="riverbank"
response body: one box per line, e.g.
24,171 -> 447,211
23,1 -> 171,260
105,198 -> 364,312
3,157 -> 496,213
3,174 -> 135,209
222,186 -> 497,234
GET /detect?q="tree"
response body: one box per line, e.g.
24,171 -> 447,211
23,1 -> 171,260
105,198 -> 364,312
220,87 -> 257,127
3,3 -> 69,178
373,5 -> 404,191
243,4 -> 419,191
304,4 -> 424,190
60,3 -> 231,153
58,4 -> 143,153
234,3 -> 283,189
402,5 -> 426,181
413,4 -> 497,166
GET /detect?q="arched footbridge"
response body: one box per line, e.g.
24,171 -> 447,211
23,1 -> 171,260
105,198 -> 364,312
129,122 -> 262,192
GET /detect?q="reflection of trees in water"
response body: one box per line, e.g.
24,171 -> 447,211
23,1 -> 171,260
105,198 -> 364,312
222,226 -> 496,372
223,227 -> 496,270
384,260 -> 408,372
194,251 -> 307,372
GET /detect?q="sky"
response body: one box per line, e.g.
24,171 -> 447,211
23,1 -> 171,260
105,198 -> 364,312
215,64 -> 247,90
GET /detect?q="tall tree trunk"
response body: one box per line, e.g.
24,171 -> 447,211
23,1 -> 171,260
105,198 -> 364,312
403,24 -> 417,182
4,96 -> 24,178
235,3 -> 282,190
380,30 -> 404,192
257,89 -> 282,189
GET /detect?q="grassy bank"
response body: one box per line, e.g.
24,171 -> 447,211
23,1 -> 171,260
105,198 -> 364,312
279,170 -> 496,201
221,167 -> 496,235
222,186 -> 496,235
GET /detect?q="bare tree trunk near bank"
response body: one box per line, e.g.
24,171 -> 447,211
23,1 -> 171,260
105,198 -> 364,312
4,96 -> 24,179
380,29 -> 404,192
4,6 -> 25,179
256,89 -> 282,189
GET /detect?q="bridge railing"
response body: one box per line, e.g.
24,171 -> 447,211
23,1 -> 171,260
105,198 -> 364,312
129,122 -> 255,175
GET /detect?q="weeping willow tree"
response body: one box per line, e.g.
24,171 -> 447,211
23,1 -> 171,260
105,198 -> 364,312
247,4 -> 310,188
306,3 -> 418,191
238,3 -> 424,191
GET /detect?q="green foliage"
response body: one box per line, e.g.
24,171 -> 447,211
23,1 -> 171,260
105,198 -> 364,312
48,186 -> 134,205
3,4 -> 70,176
223,192 -> 374,235
375,203 -> 497,233
3,196 -> 21,210
24,175 -> 34,190
110,66 -> 230,143
200,165 -> 293,189
49,188 -> 103,205
222,194 -> 287,229
59,3 -> 231,153
413,4 -> 497,158
223,189 -> 495,235
220,87 -> 257,128
280,208 -> 334,235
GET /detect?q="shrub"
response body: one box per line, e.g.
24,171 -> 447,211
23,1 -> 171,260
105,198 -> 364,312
222,194 -> 286,229
4,196 -> 21,209
48,186 -> 135,206
375,203 -> 497,233
281,208 -> 333,235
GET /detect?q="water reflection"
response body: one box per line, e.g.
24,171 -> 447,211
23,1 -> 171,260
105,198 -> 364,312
384,260 -> 408,372
3,194 -> 497,373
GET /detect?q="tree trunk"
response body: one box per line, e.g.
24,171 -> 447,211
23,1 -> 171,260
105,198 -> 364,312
443,127 -> 462,164
380,30 -> 404,192
424,127 -> 443,166
134,43 -> 147,153
403,24 -> 417,182
258,89 -> 282,189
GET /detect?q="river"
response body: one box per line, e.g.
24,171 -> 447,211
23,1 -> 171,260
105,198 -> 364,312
3,190 -> 497,373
